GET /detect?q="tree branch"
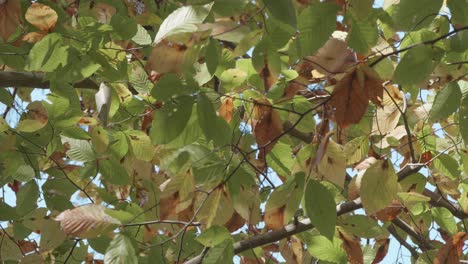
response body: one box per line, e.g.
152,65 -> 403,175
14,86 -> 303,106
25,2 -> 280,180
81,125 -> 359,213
387,224 -> 419,259
369,26 -> 468,68
0,71 -> 99,90
391,218 -> 433,251
184,198 -> 363,264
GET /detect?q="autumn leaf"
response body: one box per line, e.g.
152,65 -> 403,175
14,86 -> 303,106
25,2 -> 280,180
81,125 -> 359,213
218,96 -> 234,123
338,228 -> 364,264
372,84 -> 403,136
145,40 -> 187,79
25,3 -> 58,32
252,100 -> 283,165
372,238 -> 390,264
264,206 -> 286,230
434,232 -> 468,264
55,204 -> 121,238
0,0 -> 22,42
330,65 -> 383,128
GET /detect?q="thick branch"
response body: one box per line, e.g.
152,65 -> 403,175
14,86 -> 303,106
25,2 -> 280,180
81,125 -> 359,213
0,71 -> 99,89
184,198 -> 363,264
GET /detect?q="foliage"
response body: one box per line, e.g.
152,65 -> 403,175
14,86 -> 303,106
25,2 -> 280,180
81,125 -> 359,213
0,0 -> 467,263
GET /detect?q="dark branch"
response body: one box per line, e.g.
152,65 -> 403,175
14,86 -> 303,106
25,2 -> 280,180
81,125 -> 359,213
0,71 -> 99,90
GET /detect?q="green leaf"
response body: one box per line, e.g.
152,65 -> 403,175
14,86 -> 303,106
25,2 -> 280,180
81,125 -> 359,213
196,225 -> 231,247
206,39 -> 220,75
91,126 -> 109,154
109,131 -> 129,160
303,180 -> 337,240
104,234 -> 138,264
132,24 -> 152,45
306,235 -> 347,263
111,14 -> 138,39
218,69 -> 247,91
447,0 -> 468,26
347,17 -> 378,54
12,164 -> 35,182
340,215 -> 387,238
264,0 -> 297,28
16,180 -> 39,215
197,93 -> 231,146
432,153 -> 460,179
360,160 -> 399,214
391,0 -> 444,31
154,3 -> 213,44
61,137 -> 96,162
17,119 -> 47,132
151,73 -> 185,101
100,158 -> 131,185
125,130 -> 153,161
429,82 -> 462,121
25,33 -> 68,72
393,45 -> 443,86
150,95 -> 194,144
298,2 -> 339,56
202,239 -> 234,264
432,207 -> 457,234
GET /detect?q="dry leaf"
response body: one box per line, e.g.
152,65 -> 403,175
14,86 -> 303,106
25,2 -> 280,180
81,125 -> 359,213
330,66 -> 383,128
372,85 -> 403,136
264,206 -> 285,230
279,237 -> 303,264
145,40 -> 187,79
218,96 -> 234,122
55,204 -> 121,238
303,33 -> 356,77
91,2 -> 116,23
376,125 -> 407,149
252,100 -> 283,165
25,3 -> 58,32
22,31 -> 46,43
374,200 -> 403,221
338,229 -> 364,264
434,232 -> 468,264
317,140 -> 346,188
0,0 -> 22,42
225,211 -> 246,232
372,238 -> 390,264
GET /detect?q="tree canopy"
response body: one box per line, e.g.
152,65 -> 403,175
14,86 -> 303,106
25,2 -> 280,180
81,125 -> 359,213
0,0 -> 467,263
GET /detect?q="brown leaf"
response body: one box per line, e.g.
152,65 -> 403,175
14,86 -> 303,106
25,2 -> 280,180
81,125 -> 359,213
264,206 -> 285,230
330,66 -> 383,128
22,31 -> 47,43
372,238 -> 390,264
90,2 -> 116,23
252,100 -> 283,165
225,211 -> 246,232
145,40 -> 188,78
338,229 -> 364,264
302,34 -> 356,77
279,238 -> 303,264
25,3 -> 58,32
0,0 -> 22,42
18,240 -> 38,254
434,232 -> 468,264
54,204 -> 121,238
374,200 -> 403,221
218,96 -> 234,123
